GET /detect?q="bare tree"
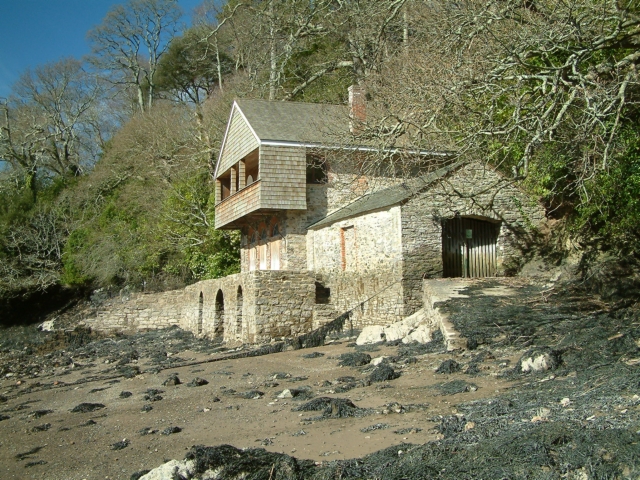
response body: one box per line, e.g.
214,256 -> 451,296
357,1 -> 640,206
0,203 -> 68,295
88,0 -> 182,113
0,59 -> 105,196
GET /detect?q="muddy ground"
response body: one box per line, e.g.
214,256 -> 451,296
1,277 -> 639,479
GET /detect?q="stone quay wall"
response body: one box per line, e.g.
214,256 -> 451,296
316,270 -> 405,328
87,271 -> 317,345
89,290 -> 187,333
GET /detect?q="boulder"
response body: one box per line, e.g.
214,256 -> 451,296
371,356 -> 388,366
357,309 -> 435,345
518,348 -> 561,373
277,389 -> 293,398
403,325 -> 431,344
384,323 -> 413,342
356,326 -> 385,345
37,319 -> 56,332
139,459 -> 195,480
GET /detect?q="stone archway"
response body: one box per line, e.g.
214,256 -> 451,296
236,286 -> 243,340
214,289 -> 224,338
197,292 -> 203,334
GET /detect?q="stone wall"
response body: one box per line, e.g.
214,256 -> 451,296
308,206 -> 403,273
307,206 -> 406,327
317,270 -> 405,327
87,271 -> 317,345
400,162 -> 546,314
251,271 -> 315,340
422,278 -> 472,351
89,290 -> 187,333
181,271 -> 316,343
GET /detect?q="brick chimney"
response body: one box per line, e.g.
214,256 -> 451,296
348,84 -> 366,134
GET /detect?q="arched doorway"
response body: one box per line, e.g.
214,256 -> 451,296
442,216 -> 500,278
236,286 -> 243,339
214,290 -> 224,337
197,292 -> 203,334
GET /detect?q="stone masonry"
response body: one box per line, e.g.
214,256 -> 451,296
87,271 -> 316,344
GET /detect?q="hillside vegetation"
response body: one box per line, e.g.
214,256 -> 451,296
1,0 -> 639,316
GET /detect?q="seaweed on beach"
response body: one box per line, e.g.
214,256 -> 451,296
338,352 -> 371,367
184,444 -> 316,479
294,397 -> 369,419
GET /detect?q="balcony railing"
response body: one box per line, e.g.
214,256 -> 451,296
215,179 -> 262,229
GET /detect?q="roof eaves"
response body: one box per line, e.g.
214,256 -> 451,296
259,139 -> 452,157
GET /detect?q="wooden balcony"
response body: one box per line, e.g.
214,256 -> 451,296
215,180 -> 262,229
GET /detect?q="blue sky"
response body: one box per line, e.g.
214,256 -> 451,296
0,0 -> 204,98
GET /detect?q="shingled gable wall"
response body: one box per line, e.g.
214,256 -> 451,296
217,106 -> 258,175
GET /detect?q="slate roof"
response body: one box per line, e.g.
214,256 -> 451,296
308,161 -> 466,229
235,99 -> 348,144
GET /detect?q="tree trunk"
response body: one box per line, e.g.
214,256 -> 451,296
269,1 -> 277,100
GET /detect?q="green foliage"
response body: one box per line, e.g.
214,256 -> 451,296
572,126 -> 640,254
158,173 -> 240,280
183,230 -> 241,279
0,172 -> 70,297
0,178 -> 35,227
54,119 -> 239,291
156,26 -> 235,104
61,229 -> 91,286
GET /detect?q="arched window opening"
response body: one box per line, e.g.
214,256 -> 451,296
272,223 -> 280,237
214,290 -> 224,337
244,149 -> 259,185
236,286 -> 243,338
197,292 -> 204,334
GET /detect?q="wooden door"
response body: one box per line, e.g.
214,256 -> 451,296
442,217 -> 499,278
